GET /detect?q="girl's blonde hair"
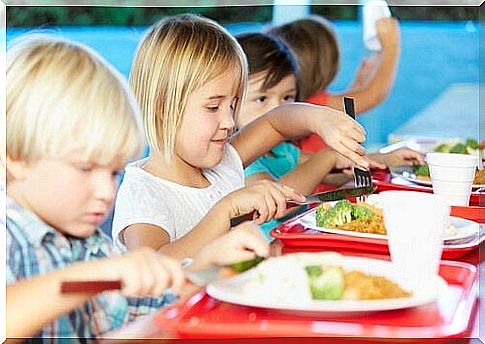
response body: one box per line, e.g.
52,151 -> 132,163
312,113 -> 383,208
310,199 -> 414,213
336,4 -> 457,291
130,14 -> 248,163
269,15 -> 340,100
7,34 -> 144,168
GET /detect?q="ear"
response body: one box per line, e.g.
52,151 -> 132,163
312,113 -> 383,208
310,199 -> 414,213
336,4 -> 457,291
5,153 -> 30,181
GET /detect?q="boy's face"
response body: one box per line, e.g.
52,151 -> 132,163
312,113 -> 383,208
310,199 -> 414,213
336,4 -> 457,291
236,72 -> 297,128
175,70 -> 238,169
9,152 -> 122,237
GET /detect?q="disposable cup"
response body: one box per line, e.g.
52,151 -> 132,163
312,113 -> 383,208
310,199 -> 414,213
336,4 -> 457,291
380,191 -> 449,290
426,153 -> 477,206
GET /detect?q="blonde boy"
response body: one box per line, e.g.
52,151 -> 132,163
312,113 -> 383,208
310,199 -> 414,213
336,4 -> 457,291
5,35 -> 269,340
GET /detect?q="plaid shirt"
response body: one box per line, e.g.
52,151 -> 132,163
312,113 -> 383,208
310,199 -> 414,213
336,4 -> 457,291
6,195 -> 173,343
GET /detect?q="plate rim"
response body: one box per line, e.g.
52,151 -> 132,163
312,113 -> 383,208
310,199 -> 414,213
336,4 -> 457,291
299,206 -> 479,242
207,254 -> 446,313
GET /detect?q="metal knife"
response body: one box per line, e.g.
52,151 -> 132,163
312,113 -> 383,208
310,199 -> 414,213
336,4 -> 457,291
230,186 -> 376,226
290,185 -> 377,205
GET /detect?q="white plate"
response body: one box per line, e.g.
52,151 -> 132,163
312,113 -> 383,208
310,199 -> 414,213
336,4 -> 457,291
207,254 -> 447,313
299,208 -> 480,242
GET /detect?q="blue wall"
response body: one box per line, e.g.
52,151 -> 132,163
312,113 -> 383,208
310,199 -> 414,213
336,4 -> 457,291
7,20 -> 479,148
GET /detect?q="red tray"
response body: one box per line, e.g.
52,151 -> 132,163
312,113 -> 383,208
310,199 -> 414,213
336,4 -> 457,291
371,169 -> 484,207
270,207 -> 484,260
153,260 -> 478,340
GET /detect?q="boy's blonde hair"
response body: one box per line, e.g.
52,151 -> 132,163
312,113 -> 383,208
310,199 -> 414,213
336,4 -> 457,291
130,14 -> 248,163
269,15 -> 340,100
7,34 -> 144,169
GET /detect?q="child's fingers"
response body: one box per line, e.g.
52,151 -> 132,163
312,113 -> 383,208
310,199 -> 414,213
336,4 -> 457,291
159,257 -> 185,294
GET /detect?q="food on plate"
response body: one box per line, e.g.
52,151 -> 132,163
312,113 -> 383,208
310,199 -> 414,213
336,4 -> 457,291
434,138 -> 478,155
315,194 -> 457,237
316,199 -> 386,235
415,138 -> 484,184
413,164 -> 484,185
243,253 -> 412,302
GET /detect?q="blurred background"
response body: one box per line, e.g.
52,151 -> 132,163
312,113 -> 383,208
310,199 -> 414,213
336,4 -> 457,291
6,2 -> 481,150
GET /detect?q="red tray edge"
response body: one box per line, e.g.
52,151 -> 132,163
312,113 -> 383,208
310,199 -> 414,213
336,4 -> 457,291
153,261 -> 478,339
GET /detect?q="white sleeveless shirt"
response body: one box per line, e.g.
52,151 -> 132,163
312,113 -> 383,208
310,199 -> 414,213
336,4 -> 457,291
112,144 -> 244,252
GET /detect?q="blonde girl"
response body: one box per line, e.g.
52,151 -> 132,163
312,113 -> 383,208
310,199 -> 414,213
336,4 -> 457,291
112,14 -> 368,258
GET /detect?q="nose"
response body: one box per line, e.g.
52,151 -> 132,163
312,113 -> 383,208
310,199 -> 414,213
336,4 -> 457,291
219,106 -> 235,131
93,171 -> 116,206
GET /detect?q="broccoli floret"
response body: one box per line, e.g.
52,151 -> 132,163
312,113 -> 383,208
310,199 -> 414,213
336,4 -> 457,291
450,143 -> 467,154
466,138 -> 478,150
413,164 -> 430,177
351,204 -> 374,221
316,200 -> 352,227
229,256 -> 265,273
305,265 -> 344,300
435,143 -> 452,153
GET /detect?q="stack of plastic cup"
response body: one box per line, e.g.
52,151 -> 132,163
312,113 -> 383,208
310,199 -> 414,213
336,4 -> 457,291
426,152 -> 478,206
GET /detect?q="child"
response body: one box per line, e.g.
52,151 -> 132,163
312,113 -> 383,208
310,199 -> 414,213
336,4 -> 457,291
235,32 -> 423,238
5,34 -> 269,340
112,13 -> 368,256
268,15 -> 401,153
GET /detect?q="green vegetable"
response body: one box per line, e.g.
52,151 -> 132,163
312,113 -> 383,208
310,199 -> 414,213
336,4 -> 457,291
228,256 -> 265,273
315,200 -> 353,227
351,204 -> 374,221
466,138 -> 478,150
413,164 -> 430,177
450,143 -> 467,154
435,143 -> 452,153
305,265 -> 344,300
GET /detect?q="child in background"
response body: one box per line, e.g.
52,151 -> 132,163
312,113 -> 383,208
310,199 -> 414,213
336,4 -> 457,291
6,34 -> 269,340
112,13 -> 369,257
235,32 -> 423,238
268,15 -> 401,154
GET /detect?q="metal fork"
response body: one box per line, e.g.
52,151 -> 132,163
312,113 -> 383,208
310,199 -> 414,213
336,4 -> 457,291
343,96 -> 372,203
353,167 -> 372,203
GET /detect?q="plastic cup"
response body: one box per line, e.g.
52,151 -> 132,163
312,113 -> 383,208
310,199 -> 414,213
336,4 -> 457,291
380,191 -> 449,290
426,153 -> 478,206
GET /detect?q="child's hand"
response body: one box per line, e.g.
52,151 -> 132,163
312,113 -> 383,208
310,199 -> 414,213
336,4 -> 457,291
190,222 -> 269,270
311,106 -> 368,169
105,248 -> 185,297
222,180 -> 306,223
377,148 -> 425,167
331,149 -> 386,174
376,17 -> 400,51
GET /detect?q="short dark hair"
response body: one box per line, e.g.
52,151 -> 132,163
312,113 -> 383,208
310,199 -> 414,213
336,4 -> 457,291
236,32 -> 299,97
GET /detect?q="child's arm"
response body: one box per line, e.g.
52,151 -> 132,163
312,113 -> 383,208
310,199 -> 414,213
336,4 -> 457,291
232,102 -> 368,169
123,181 -> 305,259
246,148 -> 339,195
7,249 -> 184,338
369,148 -> 425,167
326,17 -> 400,114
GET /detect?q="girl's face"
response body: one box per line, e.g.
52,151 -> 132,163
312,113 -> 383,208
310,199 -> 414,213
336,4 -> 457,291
10,152 -> 122,237
236,72 -> 297,128
175,70 -> 239,169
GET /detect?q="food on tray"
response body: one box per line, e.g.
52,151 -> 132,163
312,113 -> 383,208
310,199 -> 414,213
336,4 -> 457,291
413,164 -> 484,185
409,138 -> 484,185
315,195 -> 457,237
316,199 -> 386,235
243,253 -> 412,302
434,138 -> 478,155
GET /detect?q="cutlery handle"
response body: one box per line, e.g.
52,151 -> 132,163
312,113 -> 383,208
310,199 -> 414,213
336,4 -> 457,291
230,211 -> 257,227
343,97 -> 356,119
61,280 -> 122,294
